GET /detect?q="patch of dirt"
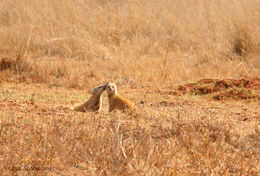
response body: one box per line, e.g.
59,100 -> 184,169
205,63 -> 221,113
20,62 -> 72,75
0,99 -> 70,117
213,89 -> 259,100
176,77 -> 260,100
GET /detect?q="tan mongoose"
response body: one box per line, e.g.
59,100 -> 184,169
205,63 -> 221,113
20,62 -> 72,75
105,82 -> 135,112
71,85 -> 106,112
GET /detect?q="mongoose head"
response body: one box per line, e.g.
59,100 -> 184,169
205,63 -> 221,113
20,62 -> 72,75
91,85 -> 106,95
105,82 -> 118,96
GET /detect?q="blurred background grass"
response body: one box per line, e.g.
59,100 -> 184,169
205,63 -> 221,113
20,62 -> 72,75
0,0 -> 259,88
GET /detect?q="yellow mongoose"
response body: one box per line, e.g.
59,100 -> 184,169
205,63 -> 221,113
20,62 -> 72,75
105,82 -> 135,112
71,85 -> 106,112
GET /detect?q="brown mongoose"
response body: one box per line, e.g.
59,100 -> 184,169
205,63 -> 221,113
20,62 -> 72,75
71,85 -> 106,112
105,82 -> 135,112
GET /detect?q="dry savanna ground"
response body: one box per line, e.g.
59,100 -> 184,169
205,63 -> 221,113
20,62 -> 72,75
0,79 -> 260,176
0,0 -> 260,175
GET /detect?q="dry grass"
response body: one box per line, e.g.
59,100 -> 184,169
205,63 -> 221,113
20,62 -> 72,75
0,0 -> 259,88
0,0 -> 260,175
0,83 -> 259,176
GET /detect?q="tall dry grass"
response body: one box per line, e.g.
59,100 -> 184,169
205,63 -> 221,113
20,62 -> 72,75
1,101 -> 259,175
0,0 -> 259,88
1,1 -> 259,175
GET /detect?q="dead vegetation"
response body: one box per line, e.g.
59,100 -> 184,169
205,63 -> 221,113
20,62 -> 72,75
0,85 -> 259,175
0,0 -> 259,88
0,0 -> 260,175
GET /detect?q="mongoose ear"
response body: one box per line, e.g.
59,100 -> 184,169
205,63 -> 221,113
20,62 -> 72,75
88,89 -> 93,94
103,81 -> 109,86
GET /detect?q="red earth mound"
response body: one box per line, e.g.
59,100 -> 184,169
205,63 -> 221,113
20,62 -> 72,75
177,78 -> 260,100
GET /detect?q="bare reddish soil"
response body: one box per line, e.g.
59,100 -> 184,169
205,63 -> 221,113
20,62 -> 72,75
176,78 -> 260,100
